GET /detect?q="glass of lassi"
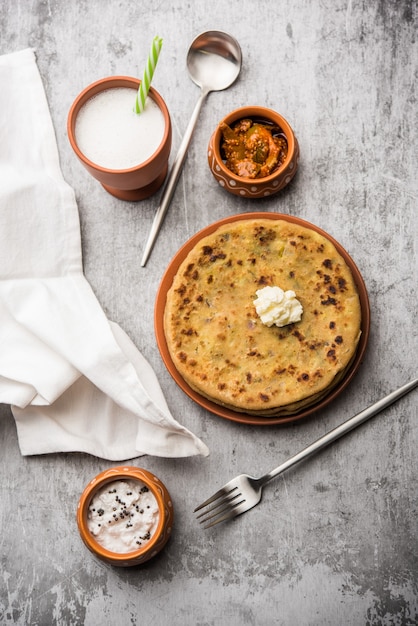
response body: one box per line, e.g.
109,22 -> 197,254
67,77 -> 172,201
77,466 -> 174,566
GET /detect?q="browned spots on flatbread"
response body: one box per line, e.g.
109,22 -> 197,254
164,219 -> 361,416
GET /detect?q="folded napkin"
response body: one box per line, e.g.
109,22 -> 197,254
0,49 -> 209,460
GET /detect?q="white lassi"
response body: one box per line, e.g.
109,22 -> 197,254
75,87 -> 165,170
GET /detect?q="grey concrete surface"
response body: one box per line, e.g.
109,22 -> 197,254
1,1 -> 417,625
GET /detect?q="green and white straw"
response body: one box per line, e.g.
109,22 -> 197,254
134,36 -> 163,114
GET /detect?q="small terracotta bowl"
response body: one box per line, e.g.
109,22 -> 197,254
208,106 -> 299,198
67,76 -> 172,201
77,466 -> 173,567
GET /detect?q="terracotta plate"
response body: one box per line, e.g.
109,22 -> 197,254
154,213 -> 370,425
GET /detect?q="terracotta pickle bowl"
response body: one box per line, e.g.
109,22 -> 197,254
208,105 -> 299,198
67,76 -> 172,201
77,466 -> 174,567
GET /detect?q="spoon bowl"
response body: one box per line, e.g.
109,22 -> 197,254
141,31 -> 242,266
187,31 -> 242,93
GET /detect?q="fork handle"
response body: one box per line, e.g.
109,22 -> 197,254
259,378 -> 418,487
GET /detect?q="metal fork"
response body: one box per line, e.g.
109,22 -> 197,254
194,378 -> 418,528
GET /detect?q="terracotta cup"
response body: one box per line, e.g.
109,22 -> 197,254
67,76 -> 172,201
77,466 -> 174,567
208,105 -> 299,199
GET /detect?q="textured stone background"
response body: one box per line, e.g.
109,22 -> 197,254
1,1 -> 417,625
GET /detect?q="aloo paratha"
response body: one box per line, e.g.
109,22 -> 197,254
163,218 -> 361,416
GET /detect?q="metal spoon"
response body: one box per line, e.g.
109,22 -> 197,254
140,31 -> 242,267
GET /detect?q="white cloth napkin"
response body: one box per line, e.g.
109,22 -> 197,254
0,48 -> 209,460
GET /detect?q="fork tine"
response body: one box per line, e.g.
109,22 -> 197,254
200,505 -> 244,529
195,492 -> 244,522
195,488 -> 240,519
194,484 -> 237,512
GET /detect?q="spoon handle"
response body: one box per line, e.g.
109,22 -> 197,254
141,89 -> 209,267
258,377 -> 418,487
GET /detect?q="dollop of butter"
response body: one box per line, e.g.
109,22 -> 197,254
253,286 -> 303,328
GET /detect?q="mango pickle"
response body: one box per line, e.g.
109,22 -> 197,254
220,118 -> 288,179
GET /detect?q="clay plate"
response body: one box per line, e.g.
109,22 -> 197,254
154,212 -> 370,426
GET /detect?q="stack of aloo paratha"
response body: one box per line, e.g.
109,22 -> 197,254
164,218 -> 361,416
